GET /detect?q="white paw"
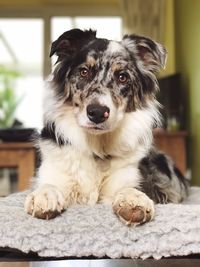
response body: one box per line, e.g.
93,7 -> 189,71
113,188 -> 155,226
25,184 -> 66,219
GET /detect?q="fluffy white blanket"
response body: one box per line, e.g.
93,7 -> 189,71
0,187 -> 200,260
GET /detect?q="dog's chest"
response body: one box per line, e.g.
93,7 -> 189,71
94,154 -> 112,174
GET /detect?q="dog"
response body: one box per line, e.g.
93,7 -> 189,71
25,29 -> 189,226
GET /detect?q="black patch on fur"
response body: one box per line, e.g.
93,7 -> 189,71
70,38 -> 108,72
174,166 -> 184,180
40,123 -> 69,146
50,29 -> 97,61
136,67 -> 156,95
139,148 -> 188,204
174,166 -> 189,191
131,34 -> 157,52
52,38 -> 109,99
120,85 -> 131,97
122,39 -> 160,110
88,38 -> 109,52
85,87 -> 102,97
152,153 -> 172,179
139,154 -> 169,204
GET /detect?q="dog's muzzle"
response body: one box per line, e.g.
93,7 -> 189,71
87,104 -> 110,124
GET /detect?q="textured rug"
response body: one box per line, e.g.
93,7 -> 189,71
0,187 -> 200,260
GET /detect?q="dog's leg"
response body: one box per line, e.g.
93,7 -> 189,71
25,143 -> 100,219
25,184 -> 66,219
25,158 -> 68,219
100,167 -> 154,226
25,171 -> 99,220
112,188 -> 154,226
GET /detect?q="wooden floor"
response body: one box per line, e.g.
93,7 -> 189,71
0,264 -> 29,267
1,259 -> 200,267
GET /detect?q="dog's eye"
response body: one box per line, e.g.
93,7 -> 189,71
80,68 -> 89,77
118,73 -> 129,84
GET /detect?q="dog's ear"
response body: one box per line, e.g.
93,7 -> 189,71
122,34 -> 167,73
50,29 -> 97,62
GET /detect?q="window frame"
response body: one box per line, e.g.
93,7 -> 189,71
0,5 -> 121,78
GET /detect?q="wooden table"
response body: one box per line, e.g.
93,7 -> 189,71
0,131 -> 187,191
154,130 -> 187,174
0,142 -> 35,191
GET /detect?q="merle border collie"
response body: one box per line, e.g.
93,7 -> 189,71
25,29 -> 189,226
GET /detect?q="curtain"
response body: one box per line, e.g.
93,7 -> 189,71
120,0 -> 166,43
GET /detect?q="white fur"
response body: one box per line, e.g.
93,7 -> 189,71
107,41 -> 124,54
113,187 -> 155,226
25,76 -> 160,223
76,89 -> 125,135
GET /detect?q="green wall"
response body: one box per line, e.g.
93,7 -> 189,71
160,0 -> 176,78
175,0 -> 200,184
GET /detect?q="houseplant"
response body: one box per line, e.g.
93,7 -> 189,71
0,66 -> 35,142
0,65 -> 21,128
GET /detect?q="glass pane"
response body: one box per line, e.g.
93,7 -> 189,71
75,17 -> 122,41
0,168 -> 18,196
0,19 -> 43,128
51,16 -> 122,41
51,17 -> 73,41
51,16 -> 122,66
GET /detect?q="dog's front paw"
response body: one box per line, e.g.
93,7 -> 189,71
25,184 -> 66,219
113,188 -> 155,226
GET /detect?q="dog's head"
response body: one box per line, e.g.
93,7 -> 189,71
50,29 -> 167,134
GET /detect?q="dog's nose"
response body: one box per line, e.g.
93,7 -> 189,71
87,104 -> 110,124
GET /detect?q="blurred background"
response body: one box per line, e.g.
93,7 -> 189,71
0,0 -> 199,196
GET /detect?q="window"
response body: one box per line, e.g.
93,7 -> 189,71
51,16 -> 122,68
0,18 -> 43,128
51,16 -> 122,41
0,16 -> 122,129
